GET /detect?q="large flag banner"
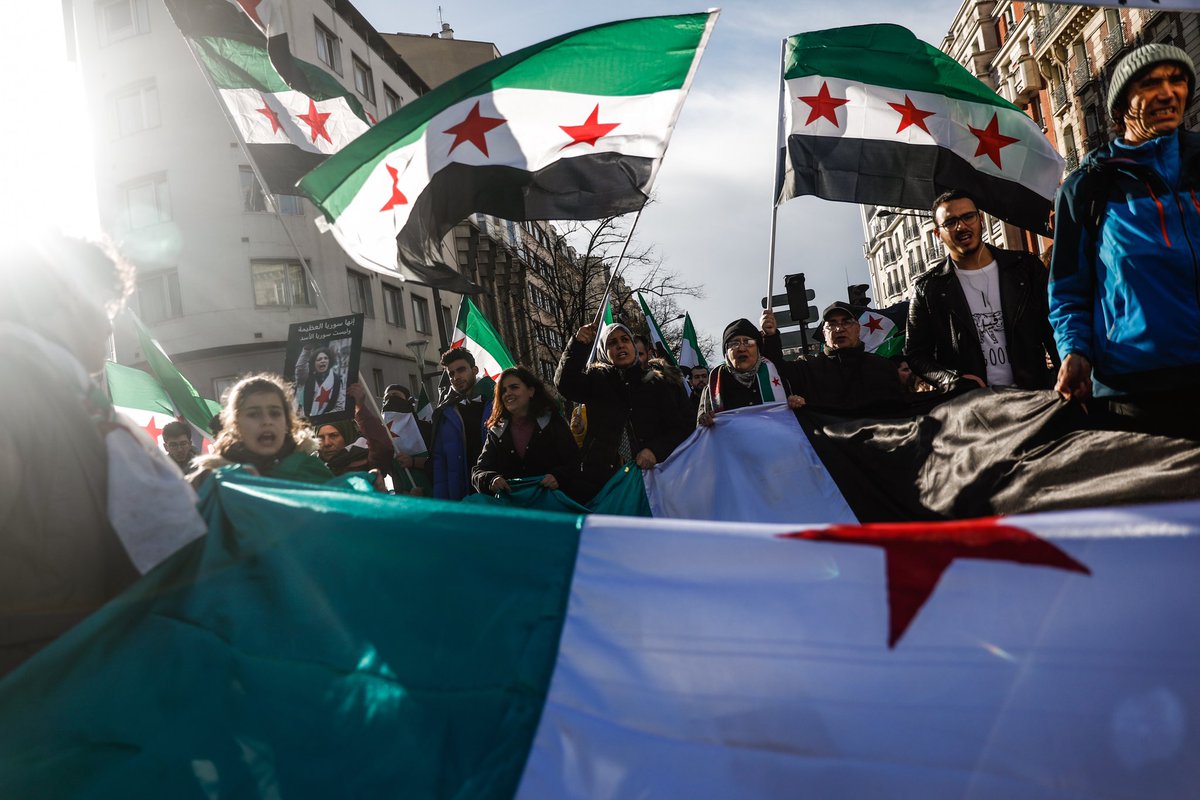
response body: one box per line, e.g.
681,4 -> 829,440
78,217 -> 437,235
776,24 -> 1064,234
450,296 -> 516,382
645,404 -> 856,523
297,13 -> 719,287
858,300 -> 908,357
2,468 -> 1199,798
130,313 -> 220,436
163,0 -> 370,195
678,311 -> 707,368
636,292 -> 679,366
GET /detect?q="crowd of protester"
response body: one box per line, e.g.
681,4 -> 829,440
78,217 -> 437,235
4,43 -> 1199,677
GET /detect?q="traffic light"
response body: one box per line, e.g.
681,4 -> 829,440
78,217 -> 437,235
847,283 -> 871,308
784,273 -> 815,324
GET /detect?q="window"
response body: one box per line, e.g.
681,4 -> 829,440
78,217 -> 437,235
121,174 -> 171,228
314,20 -> 341,73
135,269 -> 182,323
252,260 -> 313,307
276,194 -> 304,215
540,360 -> 556,382
212,376 -> 238,404
352,55 -> 375,102
348,269 -> 374,317
240,166 -> 267,212
383,84 -> 401,116
99,0 -> 149,45
372,368 -> 384,397
114,80 -> 159,136
412,294 -> 431,334
382,284 -> 405,327
441,305 -> 452,337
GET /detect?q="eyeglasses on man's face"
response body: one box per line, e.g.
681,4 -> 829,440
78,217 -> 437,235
726,337 -> 757,350
937,209 -> 981,231
824,318 -> 858,331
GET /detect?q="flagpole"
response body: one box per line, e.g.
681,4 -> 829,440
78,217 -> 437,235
592,206 -> 645,328
766,37 -> 787,309
180,38 -> 331,317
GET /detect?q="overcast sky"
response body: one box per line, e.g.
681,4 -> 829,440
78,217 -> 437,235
355,0 -> 951,353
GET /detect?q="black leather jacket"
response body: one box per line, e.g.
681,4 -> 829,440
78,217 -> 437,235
905,245 -> 1059,392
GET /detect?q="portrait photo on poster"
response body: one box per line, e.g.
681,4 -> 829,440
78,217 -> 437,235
283,314 -> 364,427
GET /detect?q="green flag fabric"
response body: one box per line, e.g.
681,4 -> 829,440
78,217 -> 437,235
636,293 -> 678,366
450,296 -> 516,381
679,312 -> 707,368
131,314 -> 219,436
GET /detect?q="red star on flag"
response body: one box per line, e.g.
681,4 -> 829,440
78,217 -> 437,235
386,419 -> 402,438
450,337 -> 466,349
379,164 -> 408,212
142,416 -> 165,442
298,98 -> 333,144
780,517 -> 1089,647
797,81 -> 850,127
234,0 -> 265,29
968,113 -> 1020,169
444,101 -> 507,157
772,377 -> 782,387
864,315 -> 884,334
255,95 -> 281,134
887,94 -> 935,134
315,385 -> 333,406
560,104 -> 620,150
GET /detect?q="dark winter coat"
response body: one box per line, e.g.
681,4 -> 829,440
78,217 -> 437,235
471,411 -> 581,499
430,391 -> 495,501
763,334 -> 907,416
906,244 -> 1058,392
555,339 -> 692,501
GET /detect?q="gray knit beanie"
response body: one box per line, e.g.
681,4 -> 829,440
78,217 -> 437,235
1107,43 -> 1196,119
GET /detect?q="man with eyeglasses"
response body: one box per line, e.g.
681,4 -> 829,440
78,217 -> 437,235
905,189 -> 1058,394
1050,43 -> 1200,439
760,303 -> 906,416
161,420 -> 197,474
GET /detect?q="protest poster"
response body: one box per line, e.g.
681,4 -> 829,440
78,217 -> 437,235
283,314 -> 364,426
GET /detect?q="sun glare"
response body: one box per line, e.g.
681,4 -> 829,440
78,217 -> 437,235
0,4 -> 100,244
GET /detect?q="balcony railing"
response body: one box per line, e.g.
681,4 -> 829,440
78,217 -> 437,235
1051,83 -> 1068,113
1064,150 -> 1080,173
1102,19 -> 1127,62
1084,131 -> 1105,153
1032,4 -> 1070,50
1069,57 -> 1093,93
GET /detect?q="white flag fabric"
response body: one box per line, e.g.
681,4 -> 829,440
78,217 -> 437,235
643,403 -> 856,524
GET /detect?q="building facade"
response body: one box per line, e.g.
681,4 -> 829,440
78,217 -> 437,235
76,0 -> 486,404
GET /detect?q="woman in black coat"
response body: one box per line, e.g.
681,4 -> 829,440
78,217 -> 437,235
471,366 -> 581,499
554,322 -> 692,502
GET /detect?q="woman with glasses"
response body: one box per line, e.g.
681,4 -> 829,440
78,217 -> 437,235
555,321 -> 692,502
697,318 -> 805,427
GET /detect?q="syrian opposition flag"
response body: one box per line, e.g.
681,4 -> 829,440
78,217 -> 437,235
130,313 -> 221,437
450,296 -> 516,382
415,384 -> 434,422
678,311 -> 707,368
776,24 -> 1064,234
297,13 -> 719,289
858,301 -> 908,358
163,0 -> 370,195
3,464 -> 1199,798
636,293 -> 678,366
104,362 -> 186,449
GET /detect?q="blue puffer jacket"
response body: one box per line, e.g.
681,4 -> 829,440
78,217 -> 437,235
430,390 -> 494,501
1049,128 -> 1200,395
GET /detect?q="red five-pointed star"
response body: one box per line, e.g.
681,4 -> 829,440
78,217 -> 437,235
379,164 -> 408,212
772,377 -> 782,387
444,101 -> 507,157
969,113 -> 1020,169
864,315 -> 884,334
142,416 -> 164,442
798,81 -> 850,127
887,94 -> 935,134
256,95 -> 281,134
560,104 -> 620,150
315,385 -> 333,406
780,517 -> 1090,648
297,98 -> 333,144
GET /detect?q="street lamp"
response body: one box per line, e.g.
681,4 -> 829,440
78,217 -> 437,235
874,208 -> 931,220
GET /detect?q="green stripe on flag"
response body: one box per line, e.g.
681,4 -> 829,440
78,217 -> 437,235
784,24 -> 1019,112
105,361 -> 176,416
637,293 -> 678,367
132,315 -> 218,435
0,471 -> 582,798
194,35 -> 290,93
299,12 -> 714,221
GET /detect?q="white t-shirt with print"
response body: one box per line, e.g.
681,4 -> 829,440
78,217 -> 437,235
954,259 -> 1014,386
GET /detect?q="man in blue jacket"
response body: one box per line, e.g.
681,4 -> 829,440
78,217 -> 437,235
1050,43 -> 1200,438
429,347 -> 494,499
